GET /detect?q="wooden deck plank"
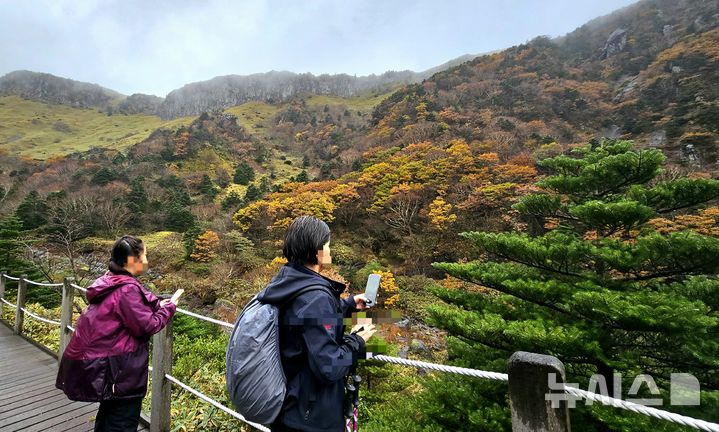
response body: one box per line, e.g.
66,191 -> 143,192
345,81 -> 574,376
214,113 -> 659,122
25,405 -> 99,432
1,349 -> 56,363
0,346 -> 40,361
0,370 -> 57,390
1,348 -> 56,363
1,359 -> 55,375
0,323 -> 146,432
0,396 -> 78,428
0,341 -> 36,351
0,371 -> 56,392
0,380 -> 60,402
0,391 -> 70,415
0,390 -> 76,417
0,363 -> 54,379
0,348 -> 57,364
0,370 -> 56,390
12,402 -> 98,431
57,420 -> 96,432
0,368 -> 54,384
0,382 -> 59,406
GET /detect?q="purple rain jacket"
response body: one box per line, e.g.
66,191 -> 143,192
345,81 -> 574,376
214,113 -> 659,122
56,271 -> 176,402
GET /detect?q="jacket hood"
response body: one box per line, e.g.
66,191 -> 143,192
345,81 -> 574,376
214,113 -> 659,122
258,262 -> 345,306
86,272 -> 140,304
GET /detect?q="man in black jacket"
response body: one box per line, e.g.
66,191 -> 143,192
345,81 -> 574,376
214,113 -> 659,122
259,216 -> 375,432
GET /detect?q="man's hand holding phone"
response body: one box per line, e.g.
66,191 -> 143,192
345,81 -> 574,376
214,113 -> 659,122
354,293 -> 369,310
355,274 -> 381,310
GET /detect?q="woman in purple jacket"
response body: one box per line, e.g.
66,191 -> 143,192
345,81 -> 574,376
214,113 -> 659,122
56,235 -> 177,432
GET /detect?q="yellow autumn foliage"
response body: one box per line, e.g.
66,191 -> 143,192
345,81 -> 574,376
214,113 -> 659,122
374,270 -> 400,307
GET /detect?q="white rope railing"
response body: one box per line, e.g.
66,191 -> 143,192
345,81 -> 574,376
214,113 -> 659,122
164,373 -> 270,432
70,283 -> 87,293
19,307 -> 61,326
369,356 -> 719,431
4,275 -> 20,281
370,354 -> 509,381
25,280 -> 63,288
3,273 -> 719,431
1,297 -> 17,309
175,307 -> 234,329
67,325 -> 75,332
565,386 -> 719,432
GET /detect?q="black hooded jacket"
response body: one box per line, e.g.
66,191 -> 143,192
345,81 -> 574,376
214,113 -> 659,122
258,262 -> 364,432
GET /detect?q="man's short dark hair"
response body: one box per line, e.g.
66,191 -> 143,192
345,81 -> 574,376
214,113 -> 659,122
283,216 -> 330,265
111,235 -> 144,267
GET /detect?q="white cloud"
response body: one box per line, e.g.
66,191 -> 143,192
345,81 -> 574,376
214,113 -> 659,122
0,0 -> 638,96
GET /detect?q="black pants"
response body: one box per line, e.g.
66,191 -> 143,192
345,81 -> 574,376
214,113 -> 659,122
94,397 -> 143,432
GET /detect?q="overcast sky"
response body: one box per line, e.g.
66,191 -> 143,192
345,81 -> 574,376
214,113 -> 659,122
1,0 -> 637,97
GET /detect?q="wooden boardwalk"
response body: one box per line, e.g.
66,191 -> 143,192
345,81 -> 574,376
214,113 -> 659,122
0,324 -> 149,432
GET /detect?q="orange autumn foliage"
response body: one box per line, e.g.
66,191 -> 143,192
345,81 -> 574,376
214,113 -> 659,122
191,230 -> 220,262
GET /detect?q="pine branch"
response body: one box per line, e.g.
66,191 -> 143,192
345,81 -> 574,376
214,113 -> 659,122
455,334 -> 513,354
450,272 -> 586,321
492,250 -> 585,279
620,264 -> 712,282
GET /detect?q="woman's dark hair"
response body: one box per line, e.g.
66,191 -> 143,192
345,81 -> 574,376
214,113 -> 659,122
282,216 -> 330,265
110,235 -> 144,267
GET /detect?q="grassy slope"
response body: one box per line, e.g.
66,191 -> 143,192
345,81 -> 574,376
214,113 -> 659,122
0,90 -> 393,161
223,101 -> 281,138
0,96 -> 193,159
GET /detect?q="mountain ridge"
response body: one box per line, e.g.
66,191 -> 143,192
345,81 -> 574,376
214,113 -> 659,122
0,52 -> 482,119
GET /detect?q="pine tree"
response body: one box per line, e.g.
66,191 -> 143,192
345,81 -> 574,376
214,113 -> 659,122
259,177 -> 271,194
165,202 -> 196,232
0,216 -> 30,272
169,189 -> 192,207
15,191 -> 48,230
91,167 -> 119,185
221,190 -> 244,211
199,174 -> 219,199
126,177 -> 149,214
419,140 -> 719,431
0,216 -> 46,304
234,162 -> 255,185
295,170 -> 309,183
243,184 -> 261,204
225,230 -> 254,254
182,225 -> 204,258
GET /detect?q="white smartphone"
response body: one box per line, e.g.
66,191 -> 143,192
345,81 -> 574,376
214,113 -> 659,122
170,289 -> 185,304
364,274 -> 381,307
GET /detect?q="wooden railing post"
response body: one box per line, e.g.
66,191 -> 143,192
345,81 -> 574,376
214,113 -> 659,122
14,274 -> 27,335
151,318 -> 173,432
0,272 -> 6,318
508,351 -> 571,432
58,277 -> 75,362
